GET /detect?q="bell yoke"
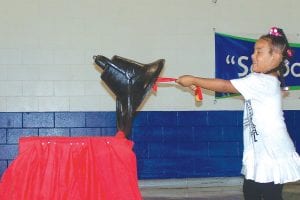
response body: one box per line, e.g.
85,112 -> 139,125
94,55 -> 165,138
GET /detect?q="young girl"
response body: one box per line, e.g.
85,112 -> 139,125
176,27 -> 300,200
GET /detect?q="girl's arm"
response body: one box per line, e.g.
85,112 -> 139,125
176,75 -> 239,94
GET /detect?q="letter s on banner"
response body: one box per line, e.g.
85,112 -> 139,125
237,56 -> 249,77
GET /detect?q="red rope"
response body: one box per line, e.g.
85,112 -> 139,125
152,77 -> 177,92
195,86 -> 203,101
156,77 -> 177,82
153,77 -> 203,101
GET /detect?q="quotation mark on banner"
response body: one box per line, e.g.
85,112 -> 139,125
225,55 -> 250,77
226,55 -> 235,65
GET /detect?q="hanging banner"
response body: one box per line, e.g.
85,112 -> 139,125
215,32 -> 300,98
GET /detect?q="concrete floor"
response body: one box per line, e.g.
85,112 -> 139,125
139,177 -> 300,200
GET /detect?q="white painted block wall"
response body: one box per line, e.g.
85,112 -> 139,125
0,0 -> 300,112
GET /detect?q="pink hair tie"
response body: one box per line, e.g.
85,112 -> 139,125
287,49 -> 293,58
269,27 -> 282,37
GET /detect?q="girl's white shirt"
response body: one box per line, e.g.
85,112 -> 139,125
231,72 -> 300,184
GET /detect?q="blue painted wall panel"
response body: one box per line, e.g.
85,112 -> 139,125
222,127 -> 243,141
133,112 -> 148,127
132,127 -> 163,142
86,112 -> 116,127
148,111 -> 178,126
0,129 -> 6,144
207,111 -> 239,126
70,128 -> 102,136
177,142 -> 209,158
0,145 -> 18,160
55,112 -> 86,128
133,142 -> 149,158
284,111 -> 295,129
177,111 -> 208,126
148,142 -> 178,158
137,158 -> 195,179
0,110 -> 299,180
0,161 -> 7,178
23,112 -> 54,128
39,128 -> 70,137
162,126 -> 194,142
0,113 -> 22,128
209,142 -> 239,157
193,158 -> 214,177
7,128 -> 39,144
207,157 -> 243,176
100,127 -> 117,136
194,127 -> 223,142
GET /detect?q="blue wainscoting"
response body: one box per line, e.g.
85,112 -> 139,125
0,111 -> 299,179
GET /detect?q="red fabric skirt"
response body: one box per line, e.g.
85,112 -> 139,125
0,131 -> 142,200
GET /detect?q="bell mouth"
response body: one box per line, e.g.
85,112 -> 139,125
139,60 -> 164,105
93,55 -> 165,137
110,55 -> 164,111
94,55 -> 164,106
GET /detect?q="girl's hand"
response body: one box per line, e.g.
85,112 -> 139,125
176,75 -> 196,87
189,85 -> 197,91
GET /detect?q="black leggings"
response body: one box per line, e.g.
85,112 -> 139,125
243,178 -> 283,200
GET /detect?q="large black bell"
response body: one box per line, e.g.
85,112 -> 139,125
94,55 -> 164,138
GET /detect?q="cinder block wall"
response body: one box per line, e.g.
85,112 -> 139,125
0,110 -> 299,179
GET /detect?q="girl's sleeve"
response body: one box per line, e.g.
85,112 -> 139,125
230,74 -> 264,99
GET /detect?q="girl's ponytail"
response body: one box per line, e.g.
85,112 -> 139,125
261,27 -> 293,90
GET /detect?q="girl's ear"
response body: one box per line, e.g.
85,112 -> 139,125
272,48 -> 283,62
273,53 -> 283,67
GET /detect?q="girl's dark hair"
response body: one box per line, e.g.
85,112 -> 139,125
260,27 -> 293,90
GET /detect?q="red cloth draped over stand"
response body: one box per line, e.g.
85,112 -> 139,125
0,131 -> 142,200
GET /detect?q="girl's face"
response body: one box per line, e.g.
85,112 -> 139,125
251,39 -> 282,74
